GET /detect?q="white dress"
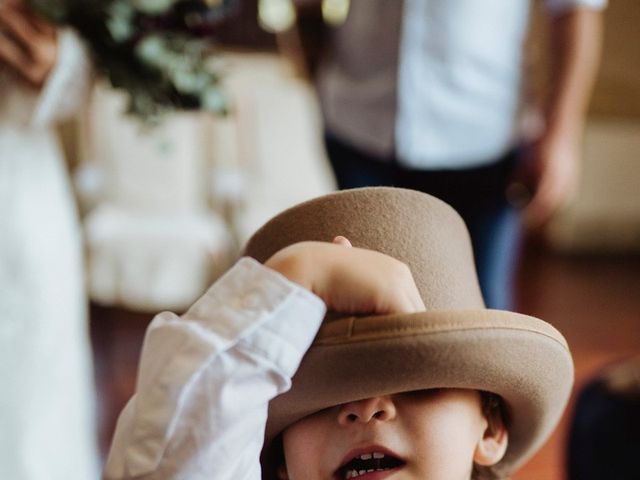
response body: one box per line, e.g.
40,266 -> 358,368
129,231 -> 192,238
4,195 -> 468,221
0,29 -> 99,479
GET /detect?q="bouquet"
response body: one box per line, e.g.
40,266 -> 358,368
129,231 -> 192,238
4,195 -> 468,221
29,0 -> 238,120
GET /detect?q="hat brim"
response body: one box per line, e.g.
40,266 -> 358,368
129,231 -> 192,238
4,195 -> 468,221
265,308 -> 573,474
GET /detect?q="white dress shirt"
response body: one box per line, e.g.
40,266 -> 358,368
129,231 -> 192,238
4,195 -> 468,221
317,0 -> 607,169
104,258 -> 326,479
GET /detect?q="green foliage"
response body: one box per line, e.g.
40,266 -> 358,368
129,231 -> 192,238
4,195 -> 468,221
28,0 -> 236,122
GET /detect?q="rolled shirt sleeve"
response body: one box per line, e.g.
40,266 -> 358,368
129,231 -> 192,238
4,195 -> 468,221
103,257 -> 326,480
545,0 -> 608,15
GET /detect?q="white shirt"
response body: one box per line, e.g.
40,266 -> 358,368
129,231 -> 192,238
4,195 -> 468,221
104,258 -> 326,479
317,0 -> 607,169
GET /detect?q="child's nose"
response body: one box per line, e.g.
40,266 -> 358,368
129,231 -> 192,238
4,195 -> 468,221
337,396 -> 397,425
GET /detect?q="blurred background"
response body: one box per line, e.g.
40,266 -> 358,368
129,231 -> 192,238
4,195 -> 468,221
2,0 -> 639,479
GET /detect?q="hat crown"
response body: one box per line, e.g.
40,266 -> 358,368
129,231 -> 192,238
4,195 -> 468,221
244,187 -> 485,310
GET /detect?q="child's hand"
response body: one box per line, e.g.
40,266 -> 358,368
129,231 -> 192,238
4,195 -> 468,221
265,237 -> 425,315
0,1 -> 58,88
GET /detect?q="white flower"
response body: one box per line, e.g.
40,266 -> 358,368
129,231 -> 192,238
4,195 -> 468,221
202,86 -> 226,112
133,0 -> 179,15
107,0 -> 136,42
135,35 -> 166,64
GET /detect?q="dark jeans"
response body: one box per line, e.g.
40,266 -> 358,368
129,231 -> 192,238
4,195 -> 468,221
325,132 -> 522,310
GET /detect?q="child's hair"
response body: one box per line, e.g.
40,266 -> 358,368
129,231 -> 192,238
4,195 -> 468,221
261,390 -> 510,480
261,436 -> 285,480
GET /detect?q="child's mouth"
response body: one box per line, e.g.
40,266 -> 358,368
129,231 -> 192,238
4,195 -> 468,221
335,451 -> 405,479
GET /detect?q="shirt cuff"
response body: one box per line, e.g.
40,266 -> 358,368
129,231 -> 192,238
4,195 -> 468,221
183,256 -> 326,375
108,258 -> 326,478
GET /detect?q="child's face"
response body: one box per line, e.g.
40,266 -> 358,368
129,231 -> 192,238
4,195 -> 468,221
281,389 -> 507,480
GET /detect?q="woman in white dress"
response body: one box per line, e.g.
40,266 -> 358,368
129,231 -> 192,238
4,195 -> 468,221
0,2 -> 98,478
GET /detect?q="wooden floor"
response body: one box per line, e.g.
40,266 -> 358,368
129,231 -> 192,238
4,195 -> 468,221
511,241 -> 640,479
91,239 -> 640,478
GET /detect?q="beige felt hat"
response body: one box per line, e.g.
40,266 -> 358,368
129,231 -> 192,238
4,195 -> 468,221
244,187 -> 573,475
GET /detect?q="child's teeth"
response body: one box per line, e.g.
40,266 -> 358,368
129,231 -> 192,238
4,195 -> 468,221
344,452 -> 391,478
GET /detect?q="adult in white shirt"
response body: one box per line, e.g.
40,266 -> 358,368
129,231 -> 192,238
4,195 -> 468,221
310,0 -> 606,309
0,2 -> 98,478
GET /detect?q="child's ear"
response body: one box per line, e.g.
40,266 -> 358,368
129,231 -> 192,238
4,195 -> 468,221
473,418 -> 509,466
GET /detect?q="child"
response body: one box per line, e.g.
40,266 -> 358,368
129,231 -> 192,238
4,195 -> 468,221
104,187 -> 573,479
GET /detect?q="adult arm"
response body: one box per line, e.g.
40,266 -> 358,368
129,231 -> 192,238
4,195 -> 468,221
523,3 -> 605,226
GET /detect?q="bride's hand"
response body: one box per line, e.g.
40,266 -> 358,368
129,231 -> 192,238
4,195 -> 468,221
0,1 -> 58,88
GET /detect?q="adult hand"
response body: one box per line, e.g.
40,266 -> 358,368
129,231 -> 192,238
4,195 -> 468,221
514,7 -> 602,229
0,1 -> 58,88
514,131 -> 581,229
265,236 -> 425,315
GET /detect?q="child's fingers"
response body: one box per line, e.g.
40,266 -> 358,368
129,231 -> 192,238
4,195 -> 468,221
405,284 -> 426,313
387,267 -> 425,314
332,236 -> 352,247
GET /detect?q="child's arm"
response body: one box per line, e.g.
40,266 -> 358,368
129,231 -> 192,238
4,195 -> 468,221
265,238 -> 425,315
104,239 -> 423,479
103,256 -> 326,479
